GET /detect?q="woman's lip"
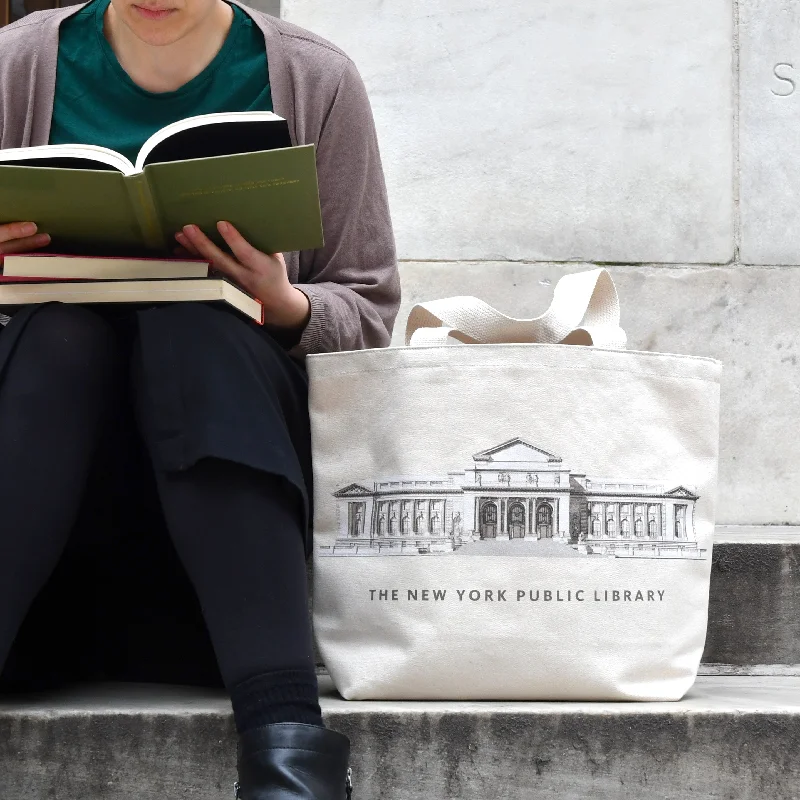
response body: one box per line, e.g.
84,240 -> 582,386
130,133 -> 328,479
132,5 -> 176,19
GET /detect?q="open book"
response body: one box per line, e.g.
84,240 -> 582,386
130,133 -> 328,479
0,112 -> 323,257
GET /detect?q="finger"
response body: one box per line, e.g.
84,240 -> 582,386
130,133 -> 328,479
0,222 -> 38,245
182,224 -> 250,284
175,231 -> 201,257
217,221 -> 263,267
0,233 -> 51,256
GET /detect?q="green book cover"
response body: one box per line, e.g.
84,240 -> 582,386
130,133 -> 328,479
0,112 -> 324,258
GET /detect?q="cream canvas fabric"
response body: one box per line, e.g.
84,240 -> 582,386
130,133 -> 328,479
307,269 -> 722,701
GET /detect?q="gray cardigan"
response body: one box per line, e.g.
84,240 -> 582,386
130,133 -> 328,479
0,1 -> 401,358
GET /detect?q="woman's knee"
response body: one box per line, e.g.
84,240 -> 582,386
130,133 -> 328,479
10,304 -> 119,390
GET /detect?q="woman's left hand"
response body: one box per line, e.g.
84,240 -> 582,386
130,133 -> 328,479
175,222 -> 311,331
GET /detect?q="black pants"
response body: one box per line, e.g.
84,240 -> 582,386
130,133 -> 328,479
0,303 -> 316,693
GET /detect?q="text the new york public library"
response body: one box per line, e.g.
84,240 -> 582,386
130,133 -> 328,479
368,589 -> 667,603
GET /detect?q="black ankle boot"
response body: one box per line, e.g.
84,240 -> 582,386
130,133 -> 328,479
234,722 -> 353,799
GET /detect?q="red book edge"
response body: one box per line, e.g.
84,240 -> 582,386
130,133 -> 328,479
0,275 -> 83,282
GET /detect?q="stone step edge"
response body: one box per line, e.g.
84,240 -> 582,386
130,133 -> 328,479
311,664 -> 800,679
699,664 -> 800,676
1,675 -> 798,716
714,525 -> 800,543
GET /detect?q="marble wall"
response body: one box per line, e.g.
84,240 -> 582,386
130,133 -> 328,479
739,0 -> 800,264
243,0 -> 279,15
283,0 -> 800,525
284,0 -> 733,263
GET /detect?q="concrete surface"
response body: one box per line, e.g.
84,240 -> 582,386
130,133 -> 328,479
283,0 -> 734,264
1,676 -> 797,799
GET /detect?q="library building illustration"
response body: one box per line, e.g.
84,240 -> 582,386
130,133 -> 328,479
319,438 -> 707,560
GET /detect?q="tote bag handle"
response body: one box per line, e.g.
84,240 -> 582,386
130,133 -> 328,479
405,267 -> 627,349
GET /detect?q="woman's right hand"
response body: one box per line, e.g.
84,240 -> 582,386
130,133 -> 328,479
0,222 -> 51,263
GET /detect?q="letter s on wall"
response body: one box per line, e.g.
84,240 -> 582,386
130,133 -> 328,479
772,63 -> 796,97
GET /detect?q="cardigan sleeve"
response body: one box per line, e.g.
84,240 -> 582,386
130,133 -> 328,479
289,59 -> 401,358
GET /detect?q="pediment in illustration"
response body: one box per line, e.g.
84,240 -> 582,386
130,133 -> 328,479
473,438 -> 562,465
664,486 -> 699,500
334,483 -> 373,498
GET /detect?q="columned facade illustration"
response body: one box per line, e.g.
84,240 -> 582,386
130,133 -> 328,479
324,438 -> 702,559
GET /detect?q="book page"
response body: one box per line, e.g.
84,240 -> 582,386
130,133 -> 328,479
136,111 -> 290,172
0,144 -> 135,174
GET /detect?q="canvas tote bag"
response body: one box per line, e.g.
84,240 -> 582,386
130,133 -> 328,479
307,268 -> 721,701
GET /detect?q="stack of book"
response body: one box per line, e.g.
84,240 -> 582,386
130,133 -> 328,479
0,253 -> 265,322
0,111 -> 325,323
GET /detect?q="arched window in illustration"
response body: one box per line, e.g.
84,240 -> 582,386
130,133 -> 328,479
481,502 -> 498,539
674,505 -> 687,538
606,517 -> 616,536
537,503 -> 554,538
648,506 -> 659,537
348,503 -> 365,537
401,513 -> 411,534
451,512 -> 462,535
591,517 -> 601,536
621,518 -> 631,537
413,500 -> 426,534
635,518 -> 644,537
508,502 -> 525,538
378,514 -> 386,536
430,512 -> 442,534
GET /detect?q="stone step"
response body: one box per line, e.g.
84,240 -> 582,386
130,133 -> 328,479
4,527 -> 794,694
703,526 -> 800,671
0,526 -> 800,692
1,675 -> 798,799
304,526 -> 800,673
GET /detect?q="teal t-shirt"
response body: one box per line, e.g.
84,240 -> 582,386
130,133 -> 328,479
49,0 -> 273,164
